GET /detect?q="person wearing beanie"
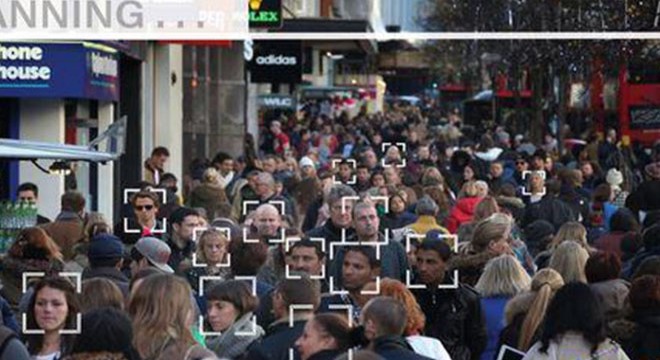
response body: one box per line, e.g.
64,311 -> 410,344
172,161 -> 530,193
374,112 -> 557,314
606,168 -> 629,208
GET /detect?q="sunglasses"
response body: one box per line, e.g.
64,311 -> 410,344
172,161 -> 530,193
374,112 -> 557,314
134,205 -> 155,211
516,161 -> 526,165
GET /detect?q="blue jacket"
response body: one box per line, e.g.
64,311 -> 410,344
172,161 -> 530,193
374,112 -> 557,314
480,296 -> 511,360
0,297 -> 18,334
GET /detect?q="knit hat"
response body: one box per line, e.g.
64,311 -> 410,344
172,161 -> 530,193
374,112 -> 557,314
299,156 -> 315,169
606,168 -> 624,190
88,234 -> 124,261
134,237 -> 173,273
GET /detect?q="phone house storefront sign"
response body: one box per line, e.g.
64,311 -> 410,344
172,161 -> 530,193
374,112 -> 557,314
0,45 -> 51,80
0,42 -> 119,101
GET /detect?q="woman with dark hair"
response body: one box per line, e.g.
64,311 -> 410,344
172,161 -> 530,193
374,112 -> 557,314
62,307 -> 139,360
523,283 -> 630,359
204,280 -> 264,359
585,252 -> 630,321
380,191 -> 417,231
24,276 -> 80,360
595,208 -> 640,259
610,275 -> 660,359
295,314 -> 352,360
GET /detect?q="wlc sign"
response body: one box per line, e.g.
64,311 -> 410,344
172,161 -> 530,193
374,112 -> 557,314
248,0 -> 282,29
258,95 -> 296,109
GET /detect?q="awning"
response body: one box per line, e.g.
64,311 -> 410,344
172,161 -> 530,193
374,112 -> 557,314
0,139 -> 118,162
0,116 -> 125,163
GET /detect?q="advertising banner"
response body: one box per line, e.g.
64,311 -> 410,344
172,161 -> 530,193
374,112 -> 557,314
0,42 -> 119,101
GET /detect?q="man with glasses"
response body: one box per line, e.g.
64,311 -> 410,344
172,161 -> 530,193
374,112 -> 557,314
16,182 -> 50,224
114,190 -> 165,247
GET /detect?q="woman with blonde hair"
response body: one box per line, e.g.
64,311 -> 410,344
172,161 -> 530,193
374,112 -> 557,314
450,213 -> 515,286
128,273 -> 217,360
187,167 -> 229,221
184,229 -> 231,293
549,241 -> 590,283
475,255 -> 531,360
535,221 -> 594,269
363,279 -> 451,360
498,268 -> 565,352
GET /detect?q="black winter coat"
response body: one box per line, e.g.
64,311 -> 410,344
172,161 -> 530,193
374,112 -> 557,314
412,276 -> 487,360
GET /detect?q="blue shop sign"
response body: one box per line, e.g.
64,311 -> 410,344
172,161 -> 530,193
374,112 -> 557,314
0,42 -> 119,101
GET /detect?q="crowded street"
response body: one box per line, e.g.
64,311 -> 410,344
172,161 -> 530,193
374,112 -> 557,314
1,1 -> 660,360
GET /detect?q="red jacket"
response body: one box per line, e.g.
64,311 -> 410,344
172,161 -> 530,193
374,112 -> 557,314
446,197 -> 482,234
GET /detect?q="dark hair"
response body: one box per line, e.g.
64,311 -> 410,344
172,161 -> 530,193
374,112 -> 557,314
17,182 -> 39,197
275,273 -> 320,309
498,183 -> 517,197
312,313 -> 352,351
289,238 -> 325,260
632,256 -> 660,280
610,208 -> 640,233
642,224 -> 660,249
169,207 -> 199,225
61,191 -> 86,213
539,282 -> 607,355
628,275 -> 660,312
345,246 -> 381,270
69,307 -> 139,360
206,280 -> 258,317
130,191 -> 161,208
25,276 -> 80,354
89,256 -> 122,269
592,184 -> 612,203
417,239 -> 452,262
229,238 -> 269,276
151,146 -> 170,157
159,173 -> 177,184
212,152 -> 233,165
545,179 -> 562,196
585,252 -> 621,283
363,297 -> 407,337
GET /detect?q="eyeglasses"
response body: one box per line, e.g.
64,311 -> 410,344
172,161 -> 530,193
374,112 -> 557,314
134,205 -> 155,211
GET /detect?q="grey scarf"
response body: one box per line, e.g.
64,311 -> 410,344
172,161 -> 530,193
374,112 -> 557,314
206,312 -> 265,359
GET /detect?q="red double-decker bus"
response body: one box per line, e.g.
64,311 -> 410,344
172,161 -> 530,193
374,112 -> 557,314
594,61 -> 660,147
618,63 -> 660,146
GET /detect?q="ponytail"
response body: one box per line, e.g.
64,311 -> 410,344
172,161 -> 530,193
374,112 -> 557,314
518,283 -> 553,351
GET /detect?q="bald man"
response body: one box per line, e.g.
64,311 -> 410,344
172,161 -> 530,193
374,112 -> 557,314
254,203 -> 283,239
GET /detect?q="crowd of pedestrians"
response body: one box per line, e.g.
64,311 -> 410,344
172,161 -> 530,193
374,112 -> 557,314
1,102 -> 660,360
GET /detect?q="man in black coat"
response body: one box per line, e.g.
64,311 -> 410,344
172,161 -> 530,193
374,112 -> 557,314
522,179 -> 579,229
306,184 -> 357,248
247,274 -> 320,360
412,239 -> 487,360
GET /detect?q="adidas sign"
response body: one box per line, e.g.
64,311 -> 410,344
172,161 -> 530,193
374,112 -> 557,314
256,54 -> 297,66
